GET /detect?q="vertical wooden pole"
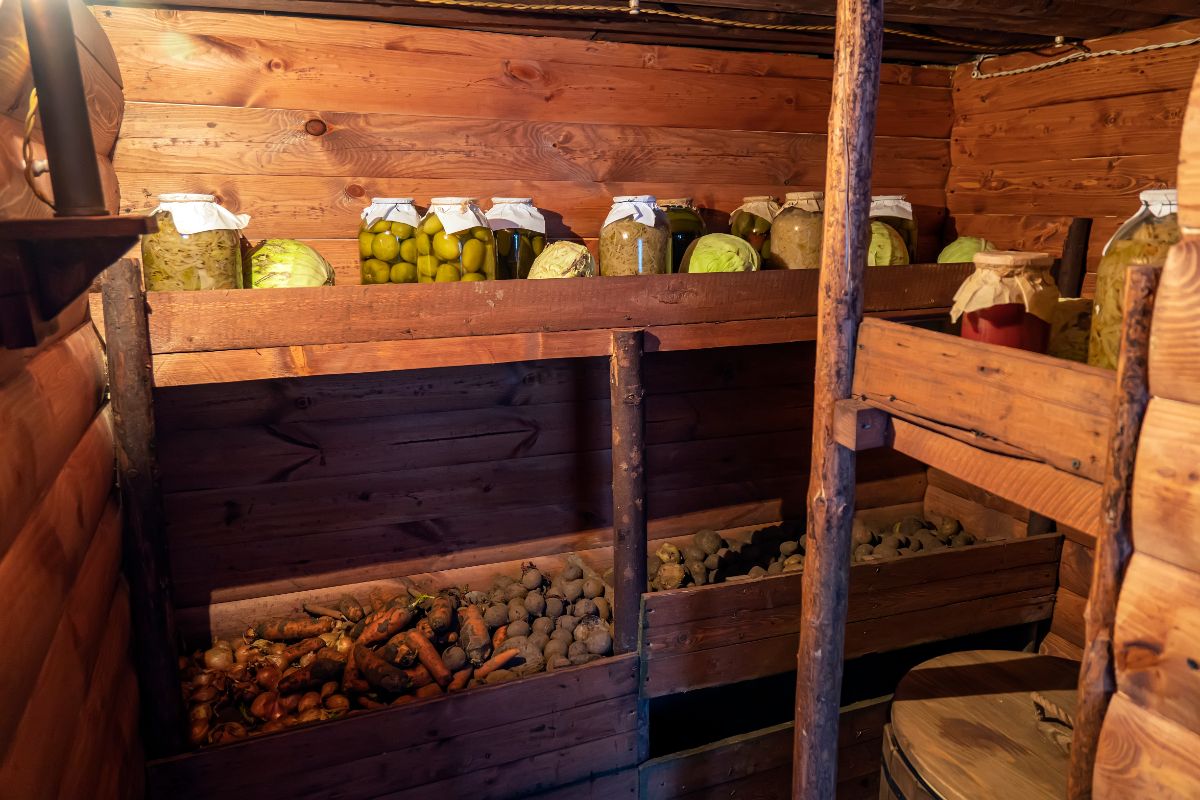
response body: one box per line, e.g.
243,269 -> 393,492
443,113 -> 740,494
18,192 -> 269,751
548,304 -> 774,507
100,258 -> 185,757
792,0 -> 883,796
1068,262 -> 1160,799
1057,217 -> 1094,297
610,328 -> 647,657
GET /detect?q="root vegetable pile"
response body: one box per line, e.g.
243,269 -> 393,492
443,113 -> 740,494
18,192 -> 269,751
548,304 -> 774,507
180,556 -> 615,747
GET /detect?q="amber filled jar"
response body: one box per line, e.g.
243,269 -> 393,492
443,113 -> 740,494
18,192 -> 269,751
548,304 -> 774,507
768,192 -> 823,269
870,195 -> 918,262
659,198 -> 706,273
141,194 -> 249,291
730,196 -> 780,261
951,251 -> 1059,353
486,198 -> 546,279
415,198 -> 497,282
599,195 -> 670,276
359,198 -> 420,284
1087,189 -> 1180,369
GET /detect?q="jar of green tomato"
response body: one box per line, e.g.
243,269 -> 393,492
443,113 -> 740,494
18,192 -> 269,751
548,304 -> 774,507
659,198 -> 706,273
485,198 -> 546,279
730,196 -> 780,262
359,198 -> 420,284
869,195 -> 918,261
416,198 -> 496,283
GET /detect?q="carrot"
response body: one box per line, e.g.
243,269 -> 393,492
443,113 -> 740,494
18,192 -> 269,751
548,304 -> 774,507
302,602 -> 344,620
354,644 -> 412,694
341,647 -> 369,694
358,696 -> 386,710
415,618 -> 437,642
368,588 -> 388,612
404,630 -> 452,688
276,648 -> 345,694
458,605 -> 492,667
426,593 -> 458,634
448,668 -> 473,692
415,683 -> 443,698
338,594 -> 366,623
279,637 -> 325,665
402,663 -> 434,689
491,625 -> 508,651
379,632 -> 418,667
475,648 -> 519,679
250,616 -> 334,642
357,601 -> 417,647
391,695 -> 415,707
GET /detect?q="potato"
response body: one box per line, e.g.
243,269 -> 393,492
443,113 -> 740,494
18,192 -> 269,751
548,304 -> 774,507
531,616 -> 555,635
504,583 -> 528,601
686,560 -> 707,585
550,628 -> 574,644
483,604 -> 508,629
767,561 -> 783,575
694,529 -> 723,555
463,590 -> 488,606
939,518 -> 964,538
544,596 -> 565,619
573,615 -> 605,643
521,566 -> 544,590
657,563 -> 687,590
852,543 -> 873,561
488,588 -> 507,604
779,540 -> 799,557
567,640 -> 589,658
586,630 -> 613,656
894,516 -> 925,536
656,542 -> 682,564
442,646 -> 468,672
682,545 -> 706,564
528,632 -> 550,653
582,577 -> 604,599
563,579 -> 584,602
573,598 -> 598,618
484,669 -> 515,685
748,565 -> 767,578
507,603 -> 530,624
562,562 -> 583,581
524,591 -> 546,616
546,655 -> 571,671
557,614 -> 580,633
703,553 -> 721,570
951,532 -> 976,547
507,619 -> 531,638
544,637 -> 570,660
594,597 -> 611,621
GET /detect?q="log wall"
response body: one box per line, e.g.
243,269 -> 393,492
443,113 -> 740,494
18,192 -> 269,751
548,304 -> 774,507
96,4 -> 953,282
948,20 -> 1200,289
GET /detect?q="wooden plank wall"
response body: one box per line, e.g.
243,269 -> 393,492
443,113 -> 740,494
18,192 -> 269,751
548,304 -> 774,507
96,4 -> 953,283
948,20 -> 1200,291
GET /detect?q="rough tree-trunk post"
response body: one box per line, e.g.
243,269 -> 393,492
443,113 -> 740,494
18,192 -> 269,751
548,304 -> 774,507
792,0 -> 883,796
101,258 -> 185,756
1069,262 -> 1160,799
610,329 -> 647,656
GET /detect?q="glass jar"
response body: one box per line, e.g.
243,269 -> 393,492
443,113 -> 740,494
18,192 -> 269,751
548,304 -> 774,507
730,196 -> 780,262
768,192 -> 823,269
416,198 -> 496,283
951,251 -> 1059,353
1087,189 -> 1180,369
599,195 -> 670,276
486,197 -> 546,279
660,198 -> 706,273
359,197 -> 420,284
870,195 -> 918,261
141,194 -> 249,291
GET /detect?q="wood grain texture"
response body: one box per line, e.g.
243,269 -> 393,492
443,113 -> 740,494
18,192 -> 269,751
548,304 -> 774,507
1041,632 -> 1084,661
1181,61 -> 1200,229
1094,693 -> 1200,799
1148,239 -> 1200,403
1130,397 -> 1200,572
1058,538 -> 1095,599
1051,587 -> 1087,650
854,319 -> 1115,481
923,485 -> 1028,541
610,330 -> 646,656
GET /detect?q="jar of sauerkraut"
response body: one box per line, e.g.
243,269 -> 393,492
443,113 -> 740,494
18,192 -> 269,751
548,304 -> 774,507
599,196 -> 670,276
768,192 -> 823,269
486,198 -> 546,279
141,194 -> 249,291
870,195 -> 918,262
415,198 -> 496,282
1087,189 -> 1180,369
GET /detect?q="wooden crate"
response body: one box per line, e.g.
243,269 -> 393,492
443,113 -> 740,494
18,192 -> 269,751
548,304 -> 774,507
146,653 -> 640,800
641,534 -> 1062,698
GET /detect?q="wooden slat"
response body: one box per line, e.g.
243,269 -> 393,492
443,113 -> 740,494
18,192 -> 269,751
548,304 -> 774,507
147,654 -> 638,800
1094,693 -> 1200,799
888,418 -> 1104,537
923,485 -> 1028,540
1147,239 -> 1200,403
1112,553 -> 1200,734
854,319 -> 1114,481
1041,631 -> 1084,661
0,324 -> 106,553
926,468 -> 1031,522
1058,537 -> 1095,598
1051,586 -> 1087,650
1131,397 -> 1200,572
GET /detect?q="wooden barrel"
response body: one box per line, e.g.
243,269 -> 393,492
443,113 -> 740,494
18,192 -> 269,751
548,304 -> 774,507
881,650 -> 1080,800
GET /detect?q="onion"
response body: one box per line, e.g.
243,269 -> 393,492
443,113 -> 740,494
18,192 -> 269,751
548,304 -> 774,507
297,708 -> 323,724
255,664 -> 281,690
250,691 -> 278,720
298,692 -> 322,713
203,646 -> 234,671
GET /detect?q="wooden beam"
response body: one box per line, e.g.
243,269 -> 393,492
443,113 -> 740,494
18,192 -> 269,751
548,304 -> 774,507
793,0 -> 882,796
609,329 -> 646,657
1070,262 -> 1159,799
99,257 -> 184,757
832,398 -> 890,451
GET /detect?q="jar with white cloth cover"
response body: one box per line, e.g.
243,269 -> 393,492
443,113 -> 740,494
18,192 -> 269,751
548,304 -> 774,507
599,195 -> 670,276
141,193 -> 249,291
415,198 -> 497,283
359,197 -> 421,284
486,198 -> 547,279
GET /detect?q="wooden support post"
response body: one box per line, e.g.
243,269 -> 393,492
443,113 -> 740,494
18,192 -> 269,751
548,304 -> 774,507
1056,217 -> 1093,297
100,258 -> 185,757
610,329 -> 647,657
1069,262 -> 1161,799
793,0 -> 883,796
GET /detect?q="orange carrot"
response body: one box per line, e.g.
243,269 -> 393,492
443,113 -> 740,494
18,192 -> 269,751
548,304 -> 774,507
402,663 -> 433,689
426,593 -> 457,634
415,683 -> 444,698
459,605 -> 492,667
341,647 -> 369,694
491,625 -> 508,650
475,648 -> 519,679
251,616 -> 333,642
404,630 -> 452,688
354,644 -> 412,694
279,637 -> 325,665
448,668 -> 473,692
357,601 -> 417,647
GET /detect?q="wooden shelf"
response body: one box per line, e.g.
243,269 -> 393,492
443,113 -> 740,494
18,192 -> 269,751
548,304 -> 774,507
90,264 -> 971,386
838,318 -> 1115,538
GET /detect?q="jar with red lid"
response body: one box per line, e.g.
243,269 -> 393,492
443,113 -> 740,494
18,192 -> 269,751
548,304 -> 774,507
950,251 -> 1059,353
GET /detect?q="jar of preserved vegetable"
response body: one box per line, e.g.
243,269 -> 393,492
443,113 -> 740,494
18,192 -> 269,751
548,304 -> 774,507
730,196 -> 780,261
1087,189 -> 1180,369
870,195 -> 918,261
599,195 -> 670,276
951,251 -> 1059,353
768,192 -> 823,269
416,198 -> 496,283
141,194 -> 249,291
659,198 -> 706,273
485,198 -> 546,279
359,198 -> 421,284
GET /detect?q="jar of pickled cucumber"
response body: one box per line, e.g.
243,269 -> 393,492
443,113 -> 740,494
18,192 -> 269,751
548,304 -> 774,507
660,198 -> 706,273
768,192 -> 823,269
730,196 -> 780,262
485,198 -> 546,279
141,194 -> 249,291
359,198 -> 421,284
599,195 -> 670,276
870,195 -> 918,261
1087,189 -> 1180,369
416,198 -> 496,283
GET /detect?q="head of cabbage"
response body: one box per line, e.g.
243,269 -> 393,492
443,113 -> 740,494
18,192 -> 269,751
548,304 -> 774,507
682,234 -> 760,273
527,241 -> 596,279
244,239 -> 335,288
867,221 -> 910,266
937,236 -> 995,264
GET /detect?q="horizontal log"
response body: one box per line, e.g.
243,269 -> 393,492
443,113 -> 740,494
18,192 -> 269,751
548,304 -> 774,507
1094,692 -> 1200,798
1130,397 -> 1200,573
1147,240 -> 1200,403
853,319 -> 1113,481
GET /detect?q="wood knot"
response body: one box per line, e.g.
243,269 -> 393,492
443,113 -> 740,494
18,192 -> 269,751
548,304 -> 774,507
503,60 -> 545,84
346,184 -> 366,198
267,58 -> 286,72
304,118 -> 328,136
